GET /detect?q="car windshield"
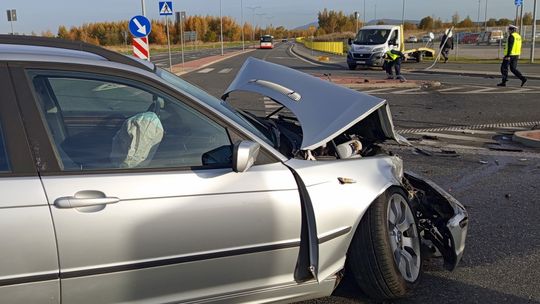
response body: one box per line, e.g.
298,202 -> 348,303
354,29 -> 391,45
156,68 -> 273,146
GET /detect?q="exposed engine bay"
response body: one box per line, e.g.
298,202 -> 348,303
240,108 -> 389,161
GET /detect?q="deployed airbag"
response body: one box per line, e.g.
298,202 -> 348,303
110,112 -> 164,168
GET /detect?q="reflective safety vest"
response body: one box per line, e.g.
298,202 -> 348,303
386,50 -> 400,61
505,32 -> 522,56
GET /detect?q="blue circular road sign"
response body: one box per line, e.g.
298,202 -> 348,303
129,15 -> 152,38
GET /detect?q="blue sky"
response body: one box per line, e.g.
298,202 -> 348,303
0,0 -> 533,34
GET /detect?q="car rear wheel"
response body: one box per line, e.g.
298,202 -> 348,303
347,187 -> 422,300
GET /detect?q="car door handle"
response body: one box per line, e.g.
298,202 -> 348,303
54,190 -> 120,209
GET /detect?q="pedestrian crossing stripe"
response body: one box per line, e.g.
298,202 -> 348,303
159,2 -> 173,15
197,68 -> 214,73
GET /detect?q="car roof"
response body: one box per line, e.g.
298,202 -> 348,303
0,35 -> 155,72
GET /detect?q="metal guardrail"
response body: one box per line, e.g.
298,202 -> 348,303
296,37 -> 344,55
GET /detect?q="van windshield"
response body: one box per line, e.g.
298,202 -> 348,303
354,29 -> 391,45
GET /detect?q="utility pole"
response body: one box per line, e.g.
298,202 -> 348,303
532,0 -> 538,62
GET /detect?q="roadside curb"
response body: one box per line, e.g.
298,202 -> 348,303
410,68 -> 540,80
174,49 -> 256,75
289,44 -> 344,69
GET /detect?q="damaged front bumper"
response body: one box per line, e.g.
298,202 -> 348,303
404,171 -> 469,271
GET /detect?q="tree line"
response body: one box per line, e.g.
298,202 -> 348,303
50,15 -> 302,46
316,9 -> 535,34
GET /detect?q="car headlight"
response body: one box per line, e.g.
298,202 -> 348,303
372,47 -> 384,53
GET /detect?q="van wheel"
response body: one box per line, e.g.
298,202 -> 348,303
347,187 -> 422,300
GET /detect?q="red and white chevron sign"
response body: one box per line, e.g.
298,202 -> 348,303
132,37 -> 150,60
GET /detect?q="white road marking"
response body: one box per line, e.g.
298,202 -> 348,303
362,88 -> 395,94
505,88 -> 533,93
391,88 -> 427,94
418,132 -> 497,144
443,144 -> 489,151
465,86 -> 498,93
218,68 -> 233,74
437,86 -> 464,92
197,68 -> 215,74
447,129 -> 498,135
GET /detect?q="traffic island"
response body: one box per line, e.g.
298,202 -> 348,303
313,74 -> 441,89
513,130 -> 540,148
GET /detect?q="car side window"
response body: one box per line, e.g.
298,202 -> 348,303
0,121 -> 10,173
28,71 -> 232,171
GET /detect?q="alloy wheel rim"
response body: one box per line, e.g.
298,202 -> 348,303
387,193 -> 421,282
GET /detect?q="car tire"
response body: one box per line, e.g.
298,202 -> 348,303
346,187 -> 422,300
348,63 -> 357,70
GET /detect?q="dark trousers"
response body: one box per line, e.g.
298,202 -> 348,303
501,56 -> 525,83
441,48 -> 450,61
385,58 -> 402,76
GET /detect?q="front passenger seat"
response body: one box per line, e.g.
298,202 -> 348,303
110,112 -> 164,168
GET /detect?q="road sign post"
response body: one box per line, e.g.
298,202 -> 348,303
159,1 -> 173,71
6,9 -> 16,35
129,15 -> 151,60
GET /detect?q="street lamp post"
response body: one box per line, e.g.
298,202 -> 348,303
477,0 -> 481,32
484,0 -> 488,30
531,0 -> 538,63
401,0 -> 405,25
241,0 -> 245,51
220,0 -> 224,56
247,6 -> 261,41
363,0 -> 366,25
256,13 -> 266,38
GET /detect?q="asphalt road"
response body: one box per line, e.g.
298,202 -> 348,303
181,43 -> 540,304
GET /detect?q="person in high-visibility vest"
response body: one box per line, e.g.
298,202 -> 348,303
497,25 -> 527,87
384,49 -> 406,82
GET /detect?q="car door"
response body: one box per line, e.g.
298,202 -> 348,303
0,63 -> 59,304
11,64 -> 304,303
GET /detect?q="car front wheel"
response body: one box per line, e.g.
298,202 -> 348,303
346,187 -> 422,300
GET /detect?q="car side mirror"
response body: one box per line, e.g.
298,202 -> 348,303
347,38 -> 352,45
232,140 -> 260,173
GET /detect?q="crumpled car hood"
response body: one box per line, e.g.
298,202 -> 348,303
223,57 -> 407,150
